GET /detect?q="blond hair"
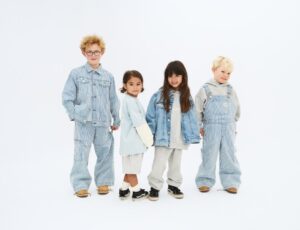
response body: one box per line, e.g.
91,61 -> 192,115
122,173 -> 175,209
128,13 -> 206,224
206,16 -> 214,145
80,35 -> 106,53
212,56 -> 233,72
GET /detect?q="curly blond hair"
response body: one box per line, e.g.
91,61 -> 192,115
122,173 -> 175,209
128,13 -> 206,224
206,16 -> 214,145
80,35 -> 106,53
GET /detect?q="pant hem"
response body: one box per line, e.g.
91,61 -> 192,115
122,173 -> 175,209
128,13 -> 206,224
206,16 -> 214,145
167,182 -> 182,188
223,185 -> 240,189
95,182 -> 114,187
74,187 -> 89,192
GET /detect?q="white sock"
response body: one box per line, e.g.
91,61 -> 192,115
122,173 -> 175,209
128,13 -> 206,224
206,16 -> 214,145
121,181 -> 130,190
131,184 -> 140,192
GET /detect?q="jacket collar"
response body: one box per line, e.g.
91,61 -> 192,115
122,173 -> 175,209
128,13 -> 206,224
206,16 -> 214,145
85,63 -> 102,74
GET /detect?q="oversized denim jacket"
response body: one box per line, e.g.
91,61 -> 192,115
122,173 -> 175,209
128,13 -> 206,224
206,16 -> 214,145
62,63 -> 120,127
146,89 -> 200,147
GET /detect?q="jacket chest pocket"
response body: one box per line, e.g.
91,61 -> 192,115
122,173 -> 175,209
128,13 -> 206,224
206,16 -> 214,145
77,77 -> 91,97
78,76 -> 90,84
155,103 -> 166,114
96,79 -> 110,88
156,103 -> 164,109
78,77 -> 90,88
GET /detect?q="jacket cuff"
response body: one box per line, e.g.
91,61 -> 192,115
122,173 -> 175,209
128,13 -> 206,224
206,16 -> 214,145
68,112 -> 75,121
113,118 -> 121,127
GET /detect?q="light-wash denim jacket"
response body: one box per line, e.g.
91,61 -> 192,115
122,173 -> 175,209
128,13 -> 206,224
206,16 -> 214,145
62,63 -> 120,127
146,89 -> 200,147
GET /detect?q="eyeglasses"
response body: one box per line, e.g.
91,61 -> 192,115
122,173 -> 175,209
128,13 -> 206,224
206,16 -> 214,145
86,50 -> 101,56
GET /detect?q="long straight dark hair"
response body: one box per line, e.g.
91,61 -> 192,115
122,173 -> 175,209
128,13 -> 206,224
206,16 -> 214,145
161,60 -> 191,113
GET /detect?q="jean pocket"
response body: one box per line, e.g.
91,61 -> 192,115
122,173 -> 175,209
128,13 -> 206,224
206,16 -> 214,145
155,102 -> 164,110
78,76 -> 90,84
98,80 -> 110,88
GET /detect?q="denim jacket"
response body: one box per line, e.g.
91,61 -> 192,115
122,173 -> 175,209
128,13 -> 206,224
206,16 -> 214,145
146,89 -> 200,147
62,63 -> 120,127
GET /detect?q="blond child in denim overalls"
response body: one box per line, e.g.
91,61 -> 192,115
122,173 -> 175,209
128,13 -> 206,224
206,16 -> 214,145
195,56 -> 241,194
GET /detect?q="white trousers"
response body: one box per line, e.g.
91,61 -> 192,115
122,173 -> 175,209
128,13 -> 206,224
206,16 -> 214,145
148,147 -> 183,190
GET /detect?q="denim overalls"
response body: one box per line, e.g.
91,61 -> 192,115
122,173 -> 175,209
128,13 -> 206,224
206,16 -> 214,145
195,84 -> 241,189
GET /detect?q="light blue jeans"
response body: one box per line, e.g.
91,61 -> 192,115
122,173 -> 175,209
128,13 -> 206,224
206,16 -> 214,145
71,122 -> 114,192
195,85 -> 241,189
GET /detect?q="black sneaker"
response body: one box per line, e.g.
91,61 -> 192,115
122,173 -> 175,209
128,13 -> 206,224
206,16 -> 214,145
168,185 -> 184,199
119,188 -> 130,200
148,187 -> 159,201
132,188 -> 148,201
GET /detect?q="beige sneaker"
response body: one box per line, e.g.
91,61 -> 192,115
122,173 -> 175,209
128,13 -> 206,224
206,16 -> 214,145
97,185 -> 110,195
74,189 -> 90,198
198,186 -> 210,193
225,187 -> 238,194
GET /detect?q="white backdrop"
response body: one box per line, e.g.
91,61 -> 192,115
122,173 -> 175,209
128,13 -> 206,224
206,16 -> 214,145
1,0 -> 300,230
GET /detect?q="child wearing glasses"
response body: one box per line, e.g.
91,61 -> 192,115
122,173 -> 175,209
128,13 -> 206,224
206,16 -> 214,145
62,35 -> 120,198
118,70 -> 153,201
195,56 -> 241,194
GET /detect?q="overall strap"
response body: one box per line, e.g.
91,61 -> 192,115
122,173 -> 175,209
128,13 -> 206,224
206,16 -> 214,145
203,84 -> 212,99
203,84 -> 212,111
227,84 -> 233,98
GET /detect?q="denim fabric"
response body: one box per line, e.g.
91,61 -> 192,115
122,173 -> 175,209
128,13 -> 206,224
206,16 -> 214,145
62,63 -> 120,127
195,79 -> 240,128
119,94 -> 148,155
195,85 -> 241,189
146,90 -> 200,147
71,122 -> 114,192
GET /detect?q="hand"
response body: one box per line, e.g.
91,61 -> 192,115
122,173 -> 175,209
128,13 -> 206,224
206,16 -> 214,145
111,125 -> 119,131
200,128 -> 204,137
